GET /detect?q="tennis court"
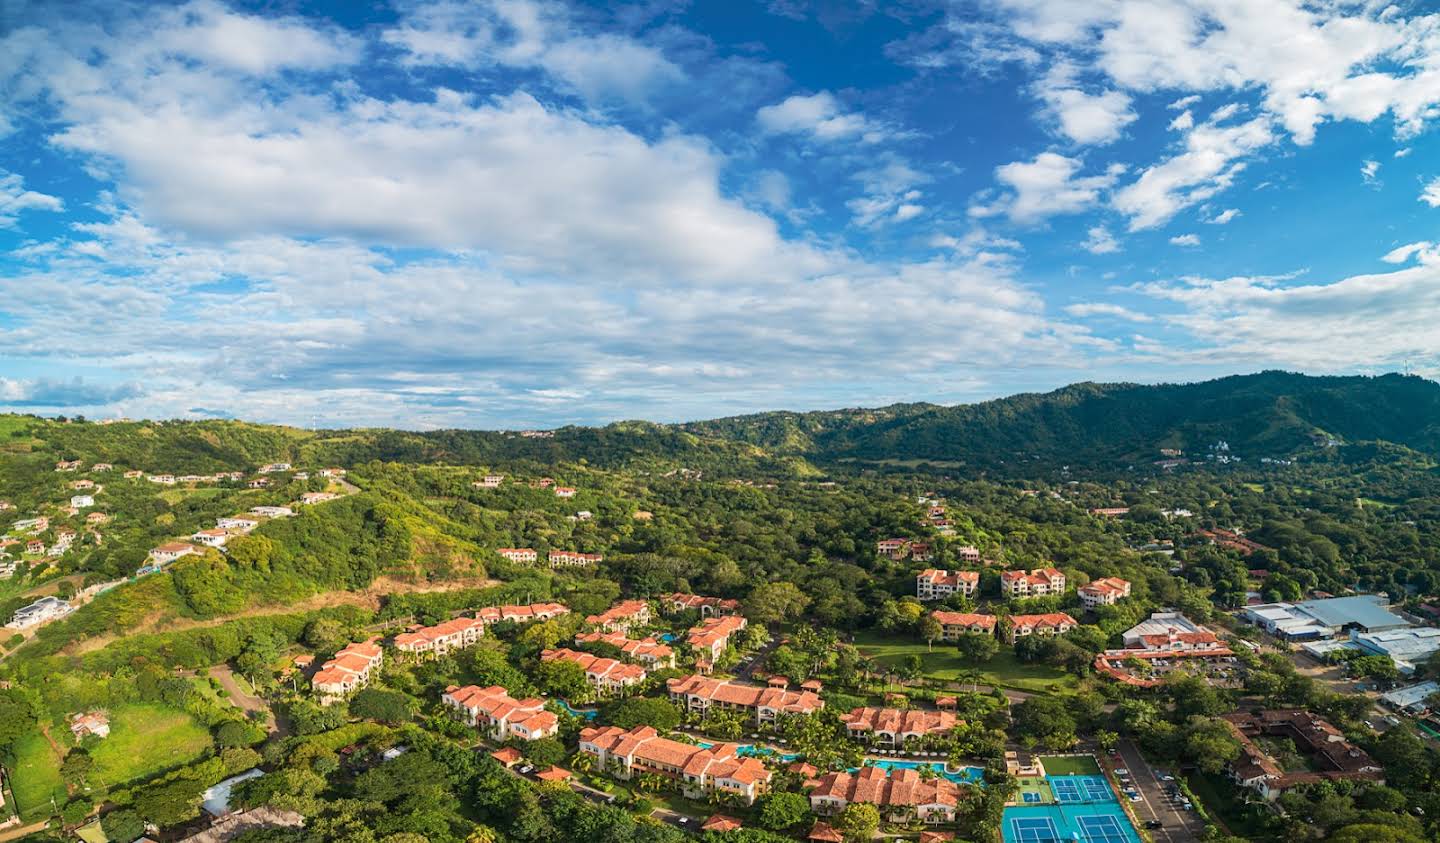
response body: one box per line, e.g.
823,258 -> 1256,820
1021,791 -> 1044,803
1002,803 -> 1142,843
1049,774 -> 1113,803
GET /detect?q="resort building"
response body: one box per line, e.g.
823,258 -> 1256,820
876,539 -> 910,560
1077,577 -> 1131,609
915,569 -> 979,601
1000,568 -> 1066,598
441,684 -> 558,741
541,648 -> 648,694
932,611 -> 997,640
311,641 -> 383,702
667,675 -> 823,724
1006,612 -> 1077,642
496,547 -> 539,564
547,550 -> 604,568
809,766 -> 965,825
585,599 -> 652,633
578,725 -> 772,806
151,542 -> 198,563
8,595 -> 73,628
216,515 -> 260,531
475,602 -> 569,625
687,615 -> 748,662
840,707 -> 958,746
191,529 -> 230,548
575,630 -> 676,669
1222,710 -> 1384,800
393,617 -> 488,656
661,593 -> 742,617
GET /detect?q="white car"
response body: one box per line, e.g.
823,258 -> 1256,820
1115,769 -> 1130,776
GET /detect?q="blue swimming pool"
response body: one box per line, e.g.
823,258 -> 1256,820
555,699 -> 598,720
856,759 -> 986,785
694,741 -> 801,762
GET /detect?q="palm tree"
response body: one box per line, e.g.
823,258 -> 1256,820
570,752 -> 594,774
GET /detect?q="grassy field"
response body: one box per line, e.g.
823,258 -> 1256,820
158,487 -> 228,504
10,731 -> 66,820
88,704 -> 213,788
1039,755 -> 1101,775
852,632 -> 1077,692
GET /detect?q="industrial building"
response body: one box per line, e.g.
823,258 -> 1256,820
1241,594 -> 1410,641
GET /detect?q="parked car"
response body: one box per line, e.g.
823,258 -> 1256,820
1115,768 -> 1130,776
1144,820 -> 1164,829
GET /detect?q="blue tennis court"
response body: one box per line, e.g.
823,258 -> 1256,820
1002,804 -> 1141,843
1008,816 -> 1059,843
1048,775 -> 1113,803
1021,791 -> 1043,803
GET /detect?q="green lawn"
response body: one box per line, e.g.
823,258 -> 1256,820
852,632 -> 1077,692
88,704 -> 213,788
9,731 -> 66,821
1038,755 -> 1101,776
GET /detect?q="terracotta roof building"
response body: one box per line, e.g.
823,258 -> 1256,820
1006,612 -> 1078,643
1222,710 -> 1384,800
541,648 -> 648,693
932,611 -> 997,640
443,685 -> 558,741
394,617 -> 487,656
667,674 -> 823,725
915,569 -> 979,602
575,630 -> 675,669
1078,577 -> 1132,609
1000,567 -> 1066,598
809,765 -> 968,824
686,614 -> 748,662
840,707 -> 959,746
661,592 -> 742,617
585,599 -> 652,633
579,724 -> 772,805
312,641 -> 383,702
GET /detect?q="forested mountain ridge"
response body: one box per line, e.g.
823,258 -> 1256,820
5,371 -> 1439,478
682,371 -> 1440,468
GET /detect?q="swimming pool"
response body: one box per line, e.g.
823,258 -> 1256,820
555,699 -> 598,720
694,741 -> 801,762
857,759 -> 986,785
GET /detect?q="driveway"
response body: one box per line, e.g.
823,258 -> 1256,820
210,664 -> 277,732
1113,738 -> 1203,843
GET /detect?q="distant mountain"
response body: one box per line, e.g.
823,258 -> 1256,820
681,371 -> 1440,469
6,371 -> 1438,476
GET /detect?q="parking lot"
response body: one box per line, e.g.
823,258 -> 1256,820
1111,738 -> 1205,843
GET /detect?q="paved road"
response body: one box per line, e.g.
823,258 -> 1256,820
210,664 -> 277,732
1113,738 -> 1202,843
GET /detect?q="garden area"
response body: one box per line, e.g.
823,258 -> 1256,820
87,704 -> 214,787
851,631 -> 1077,692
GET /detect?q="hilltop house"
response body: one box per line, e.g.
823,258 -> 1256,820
249,506 -> 293,518
152,542 -> 198,563
9,595 -> 73,628
496,547 -> 539,564
191,529 -> 230,548
547,550 -> 603,568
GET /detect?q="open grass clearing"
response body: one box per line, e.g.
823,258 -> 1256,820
9,731 -> 66,821
852,631 -> 1077,692
87,704 -> 213,788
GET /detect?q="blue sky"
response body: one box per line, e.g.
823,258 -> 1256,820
2,0 -> 1439,429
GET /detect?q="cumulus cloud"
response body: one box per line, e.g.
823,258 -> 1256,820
1065,302 -> 1152,321
1205,208 -> 1240,225
1113,116 -> 1273,230
1169,233 -> 1200,246
974,153 -> 1123,223
1036,66 -> 1137,145
0,377 -> 144,408
1422,177 -> 1440,208
1080,226 -> 1121,254
1361,159 -> 1381,186
756,91 -> 889,143
0,171 -> 63,228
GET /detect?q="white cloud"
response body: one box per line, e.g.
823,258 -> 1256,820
155,0 -> 361,74
1205,208 -> 1240,224
381,0 -> 684,105
756,91 -> 888,143
1169,233 -> 1200,246
0,170 -> 64,228
1395,147 -> 1412,158
1080,225 -> 1121,254
1421,177 -> 1440,208
975,152 -> 1122,223
1112,116 -> 1273,230
1134,255 -> 1440,371
1168,110 -> 1194,132
1035,65 -> 1137,145
1381,241 -> 1436,264
1065,302 -> 1153,322
1361,159 -> 1381,186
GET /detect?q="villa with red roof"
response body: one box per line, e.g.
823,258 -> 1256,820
667,675 -> 823,725
661,593 -> 742,617
576,630 -> 676,669
915,569 -> 979,601
876,538 -> 910,560
1078,577 -> 1132,609
579,725 -> 773,805
394,616 -> 488,656
841,707 -> 959,746
585,599 -> 652,633
1006,612 -> 1078,642
1000,567 -> 1066,598
542,648 -> 648,694
809,766 -> 966,824
475,602 -> 569,625
441,684 -> 558,741
932,611 -> 997,640
312,641 -> 384,703
686,614 -> 748,662
151,542 -> 197,563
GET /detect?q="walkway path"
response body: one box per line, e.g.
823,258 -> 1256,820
209,664 -> 276,732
